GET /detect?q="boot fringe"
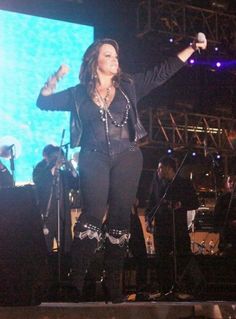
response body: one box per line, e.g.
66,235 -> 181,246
105,232 -> 130,246
74,223 -> 102,242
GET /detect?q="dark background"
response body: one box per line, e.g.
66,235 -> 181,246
1,0 -> 235,116
1,0 -> 236,205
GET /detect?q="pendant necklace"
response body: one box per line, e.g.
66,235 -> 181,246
94,86 -> 131,150
95,87 -> 130,128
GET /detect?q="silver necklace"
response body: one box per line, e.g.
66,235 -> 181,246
95,86 -> 112,111
95,87 -> 130,128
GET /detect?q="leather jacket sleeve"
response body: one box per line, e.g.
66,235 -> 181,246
133,56 -> 185,101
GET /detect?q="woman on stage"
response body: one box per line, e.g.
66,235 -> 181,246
36,36 -> 207,302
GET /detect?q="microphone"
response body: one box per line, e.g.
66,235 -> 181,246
196,32 -> 206,54
197,32 -> 206,43
43,225 -> 49,236
42,215 -> 49,235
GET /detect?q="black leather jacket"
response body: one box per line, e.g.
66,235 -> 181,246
37,56 -> 184,148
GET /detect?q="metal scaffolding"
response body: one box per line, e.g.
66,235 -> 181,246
139,107 -> 236,156
137,0 -> 236,45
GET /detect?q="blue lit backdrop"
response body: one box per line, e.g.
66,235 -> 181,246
0,10 -> 94,183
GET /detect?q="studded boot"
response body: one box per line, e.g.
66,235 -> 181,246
103,228 -> 130,303
71,214 -> 103,300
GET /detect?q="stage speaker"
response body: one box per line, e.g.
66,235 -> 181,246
0,185 -> 48,306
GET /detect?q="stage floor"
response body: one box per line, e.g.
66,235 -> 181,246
0,301 -> 236,319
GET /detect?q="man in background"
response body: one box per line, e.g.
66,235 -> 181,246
33,144 -> 79,253
0,160 -> 13,189
214,174 -> 236,256
145,156 -> 200,299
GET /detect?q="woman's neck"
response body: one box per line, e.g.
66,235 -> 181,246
96,76 -> 114,90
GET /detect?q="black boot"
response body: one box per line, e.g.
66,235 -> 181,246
71,215 -> 102,301
103,229 -> 130,303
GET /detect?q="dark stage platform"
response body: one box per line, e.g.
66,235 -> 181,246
0,301 -> 236,319
1,186 -> 236,319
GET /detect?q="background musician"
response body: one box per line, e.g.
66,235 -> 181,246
214,174 -> 236,256
0,160 -> 14,189
33,144 -> 79,253
145,156 -> 200,299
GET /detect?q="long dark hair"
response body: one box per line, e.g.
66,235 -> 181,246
79,38 -> 124,97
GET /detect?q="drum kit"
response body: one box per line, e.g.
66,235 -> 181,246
188,207 -> 219,255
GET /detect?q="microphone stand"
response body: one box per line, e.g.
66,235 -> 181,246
148,151 -> 189,224
62,143 -> 70,160
55,129 -> 66,284
43,132 -> 76,300
208,151 -> 219,202
147,117 -> 205,299
44,129 -> 66,294
166,153 -> 191,299
148,150 -> 190,299
9,147 -> 15,187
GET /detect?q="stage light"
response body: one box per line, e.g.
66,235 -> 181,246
214,47 -> 219,51
169,38 -> 174,43
216,62 -> 221,68
192,151 -> 197,157
216,153 -> 221,159
189,59 -> 195,64
167,147 -> 173,154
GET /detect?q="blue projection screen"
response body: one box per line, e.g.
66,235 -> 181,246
0,10 -> 94,184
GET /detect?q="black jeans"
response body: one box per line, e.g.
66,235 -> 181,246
79,145 -> 143,230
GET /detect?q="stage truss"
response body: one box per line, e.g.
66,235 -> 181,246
137,0 -> 236,48
139,108 -> 236,169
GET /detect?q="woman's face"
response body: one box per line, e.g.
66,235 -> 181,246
96,43 -> 119,77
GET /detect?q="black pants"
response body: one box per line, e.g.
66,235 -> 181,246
79,146 -> 143,230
